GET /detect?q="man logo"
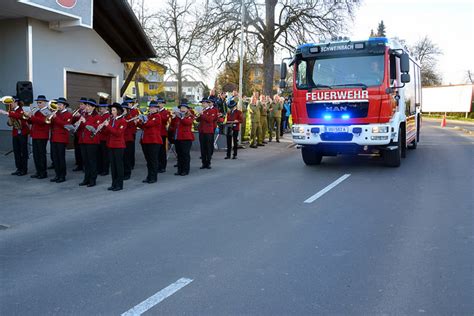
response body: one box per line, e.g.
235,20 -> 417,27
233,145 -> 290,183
56,0 -> 77,8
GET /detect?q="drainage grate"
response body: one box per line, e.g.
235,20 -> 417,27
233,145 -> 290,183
0,224 -> 10,230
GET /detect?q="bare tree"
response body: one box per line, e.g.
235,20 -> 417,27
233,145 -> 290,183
205,0 -> 359,95
466,70 -> 474,84
149,0 -> 209,102
411,35 -> 442,86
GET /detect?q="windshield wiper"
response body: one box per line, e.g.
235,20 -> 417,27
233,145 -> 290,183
331,83 -> 368,90
310,84 -> 332,90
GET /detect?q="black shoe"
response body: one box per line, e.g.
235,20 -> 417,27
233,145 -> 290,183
73,167 -> 83,172
50,177 -> 59,182
269,139 -> 272,142
225,156 -> 230,159
112,187 -> 123,191
232,156 -> 237,159
174,164 -> 178,168
17,171 -> 27,176
276,140 -> 280,143
158,169 -> 166,173
147,179 -> 157,184
107,186 -> 115,191
250,145 -> 258,148
79,181 -> 89,186
180,173 -> 188,176
174,172 -> 181,176
30,174 -> 39,178
257,144 -> 264,147
263,141 -> 268,144
37,174 -> 48,179
87,182 -> 96,187
206,166 -> 212,169
56,178 -> 66,183
11,170 -> 20,176
199,165 -> 206,169
142,178 -> 150,183
47,165 -> 54,170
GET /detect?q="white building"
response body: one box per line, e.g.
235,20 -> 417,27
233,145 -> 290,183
164,81 -> 206,103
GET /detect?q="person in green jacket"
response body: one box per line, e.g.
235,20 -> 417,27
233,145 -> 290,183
268,95 -> 283,142
258,95 -> 268,145
248,95 -> 261,148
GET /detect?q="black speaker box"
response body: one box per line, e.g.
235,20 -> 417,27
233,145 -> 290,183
16,81 -> 33,105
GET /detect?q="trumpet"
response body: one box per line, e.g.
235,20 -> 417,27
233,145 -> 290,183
91,113 -> 125,138
126,113 -> 148,123
45,110 -> 58,124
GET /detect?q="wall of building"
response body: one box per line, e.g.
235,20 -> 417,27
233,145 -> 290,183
30,18 -> 123,102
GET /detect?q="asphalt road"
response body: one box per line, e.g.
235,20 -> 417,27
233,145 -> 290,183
1,120 -> 473,315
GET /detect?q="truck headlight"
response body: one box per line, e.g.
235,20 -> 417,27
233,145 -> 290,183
292,126 -> 305,134
372,126 -> 389,133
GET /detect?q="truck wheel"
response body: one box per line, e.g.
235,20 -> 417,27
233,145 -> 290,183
384,128 -> 401,167
301,146 -> 323,165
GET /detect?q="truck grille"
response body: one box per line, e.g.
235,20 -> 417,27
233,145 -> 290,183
306,102 -> 369,119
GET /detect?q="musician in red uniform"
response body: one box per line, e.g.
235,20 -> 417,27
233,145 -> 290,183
28,95 -> 50,179
137,100 -> 162,183
49,97 -> 72,182
122,102 -> 137,180
0,96 -> 30,176
225,99 -> 243,159
174,100 -> 195,176
156,98 -> 170,173
196,97 -> 219,169
78,99 -> 101,187
126,98 -> 139,170
103,103 -> 126,191
97,100 -> 110,176
72,97 -> 88,171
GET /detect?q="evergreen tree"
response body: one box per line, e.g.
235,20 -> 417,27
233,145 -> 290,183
369,29 -> 375,37
377,20 -> 386,37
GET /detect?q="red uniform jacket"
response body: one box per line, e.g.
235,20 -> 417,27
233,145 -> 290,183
29,110 -> 50,140
8,106 -> 30,136
81,112 -> 101,145
71,110 -> 86,144
51,110 -> 73,143
105,117 -> 126,149
158,108 -> 170,137
138,112 -> 163,144
98,113 -> 110,142
226,109 -> 243,131
124,112 -> 137,142
176,114 -> 195,141
197,107 -> 219,134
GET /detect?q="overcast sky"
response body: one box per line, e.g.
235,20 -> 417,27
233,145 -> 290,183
144,0 -> 474,87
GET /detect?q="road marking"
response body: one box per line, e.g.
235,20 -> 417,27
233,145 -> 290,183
304,174 -> 351,204
121,278 -> 193,316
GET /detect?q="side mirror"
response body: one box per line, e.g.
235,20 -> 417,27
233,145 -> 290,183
279,80 -> 287,89
280,62 -> 287,80
401,73 -> 410,83
400,53 -> 410,73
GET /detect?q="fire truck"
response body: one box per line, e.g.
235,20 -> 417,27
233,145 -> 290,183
280,37 -> 422,167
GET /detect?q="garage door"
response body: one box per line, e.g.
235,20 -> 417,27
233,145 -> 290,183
66,72 -> 112,109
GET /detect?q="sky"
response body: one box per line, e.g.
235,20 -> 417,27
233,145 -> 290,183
144,0 -> 474,87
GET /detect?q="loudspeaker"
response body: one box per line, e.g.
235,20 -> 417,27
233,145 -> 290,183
16,81 -> 33,105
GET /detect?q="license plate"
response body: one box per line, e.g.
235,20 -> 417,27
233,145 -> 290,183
325,126 -> 349,133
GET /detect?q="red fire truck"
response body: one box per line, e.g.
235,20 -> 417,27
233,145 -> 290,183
280,37 -> 422,167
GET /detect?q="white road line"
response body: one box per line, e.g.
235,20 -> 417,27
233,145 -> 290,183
304,174 -> 351,204
121,278 -> 193,316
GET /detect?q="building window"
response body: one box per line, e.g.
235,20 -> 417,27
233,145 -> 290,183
188,87 -> 192,93
132,87 -> 136,95
150,71 -> 157,76
149,84 -> 157,90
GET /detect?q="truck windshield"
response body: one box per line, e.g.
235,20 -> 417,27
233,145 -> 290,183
297,55 -> 385,89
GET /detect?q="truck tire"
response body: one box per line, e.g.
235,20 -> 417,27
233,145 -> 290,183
384,128 -> 401,167
302,146 -> 323,165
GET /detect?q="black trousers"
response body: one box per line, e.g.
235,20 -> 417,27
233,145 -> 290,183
199,133 -> 214,167
74,135 -> 82,168
175,140 -> 192,174
226,130 -> 239,158
98,141 -> 110,174
49,141 -> 54,167
51,142 -> 67,179
130,134 -> 136,169
12,134 -> 28,173
142,143 -> 160,181
158,136 -> 167,171
124,141 -> 134,178
81,144 -> 98,184
109,148 -> 124,189
32,138 -> 48,176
